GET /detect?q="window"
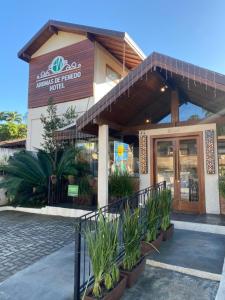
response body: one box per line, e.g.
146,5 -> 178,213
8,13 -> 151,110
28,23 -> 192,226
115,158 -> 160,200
106,65 -> 121,84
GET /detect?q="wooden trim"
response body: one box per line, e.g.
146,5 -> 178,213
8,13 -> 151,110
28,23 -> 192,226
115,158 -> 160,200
171,90 -> 179,125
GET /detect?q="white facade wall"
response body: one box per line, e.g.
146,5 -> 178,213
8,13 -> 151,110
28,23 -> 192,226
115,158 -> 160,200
139,123 -> 220,214
94,42 -> 128,102
27,32 -> 127,150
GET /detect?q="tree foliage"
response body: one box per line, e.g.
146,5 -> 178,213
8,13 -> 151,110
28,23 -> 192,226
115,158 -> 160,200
0,111 -> 26,141
40,98 -> 77,155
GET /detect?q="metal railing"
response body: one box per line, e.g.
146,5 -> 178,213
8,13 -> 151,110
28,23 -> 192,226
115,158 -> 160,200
73,181 -> 166,300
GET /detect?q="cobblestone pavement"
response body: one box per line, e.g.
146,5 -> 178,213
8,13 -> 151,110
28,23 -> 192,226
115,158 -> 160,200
0,211 -> 76,283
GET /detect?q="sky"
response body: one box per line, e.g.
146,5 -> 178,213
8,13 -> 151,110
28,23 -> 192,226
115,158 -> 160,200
1,0 -> 225,116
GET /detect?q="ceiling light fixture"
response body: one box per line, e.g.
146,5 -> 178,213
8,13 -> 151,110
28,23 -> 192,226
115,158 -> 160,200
160,85 -> 168,92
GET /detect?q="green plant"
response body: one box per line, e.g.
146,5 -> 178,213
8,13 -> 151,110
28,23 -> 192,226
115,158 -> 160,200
122,205 -> 142,271
78,177 -> 93,196
85,212 -> 119,298
0,111 -> 27,141
219,178 -> 225,198
160,189 -> 172,231
40,98 -> 77,156
0,147 -> 82,207
145,194 -> 160,242
109,171 -> 134,198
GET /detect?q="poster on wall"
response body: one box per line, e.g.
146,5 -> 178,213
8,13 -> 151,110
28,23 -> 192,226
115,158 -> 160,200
28,39 -> 94,108
113,142 -> 129,173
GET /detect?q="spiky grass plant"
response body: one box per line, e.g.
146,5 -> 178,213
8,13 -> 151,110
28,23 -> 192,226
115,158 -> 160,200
85,212 -> 119,298
122,205 -> 142,271
145,194 -> 160,242
160,189 -> 172,231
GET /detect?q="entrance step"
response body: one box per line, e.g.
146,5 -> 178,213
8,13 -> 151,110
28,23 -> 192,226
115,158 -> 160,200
146,259 -> 222,281
172,220 -> 225,235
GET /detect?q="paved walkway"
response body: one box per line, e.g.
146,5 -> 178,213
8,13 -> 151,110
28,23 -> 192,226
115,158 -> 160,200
0,227 -> 224,300
0,243 -> 75,300
122,265 -> 219,300
0,212 -> 224,300
0,211 -> 76,282
148,229 -> 225,274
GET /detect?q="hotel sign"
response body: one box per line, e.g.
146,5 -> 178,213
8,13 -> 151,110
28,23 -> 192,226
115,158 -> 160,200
36,56 -> 82,92
28,39 -> 94,108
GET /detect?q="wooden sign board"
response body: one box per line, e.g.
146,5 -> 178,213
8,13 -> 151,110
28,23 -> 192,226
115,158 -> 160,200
28,39 -> 94,108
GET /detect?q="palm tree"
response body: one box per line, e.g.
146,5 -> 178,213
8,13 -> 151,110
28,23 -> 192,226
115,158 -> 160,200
0,111 -> 7,122
5,112 -> 22,123
0,147 -> 83,207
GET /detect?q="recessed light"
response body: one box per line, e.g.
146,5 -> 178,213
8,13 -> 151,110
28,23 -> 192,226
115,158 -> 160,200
160,85 -> 168,92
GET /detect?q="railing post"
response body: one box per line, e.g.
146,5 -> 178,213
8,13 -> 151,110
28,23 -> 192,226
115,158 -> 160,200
74,219 -> 81,300
163,180 -> 166,190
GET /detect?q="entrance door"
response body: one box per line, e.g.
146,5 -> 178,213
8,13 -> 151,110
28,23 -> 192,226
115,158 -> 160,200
153,134 -> 204,213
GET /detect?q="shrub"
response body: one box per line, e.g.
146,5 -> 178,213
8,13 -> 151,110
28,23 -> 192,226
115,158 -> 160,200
160,189 -> 172,231
219,178 -> 225,199
122,205 -> 142,271
109,171 -> 134,198
0,147 -> 90,207
85,212 -> 119,298
144,193 -> 160,242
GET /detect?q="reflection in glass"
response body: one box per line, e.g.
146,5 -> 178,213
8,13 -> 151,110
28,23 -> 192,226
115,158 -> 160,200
156,141 -> 174,198
179,139 -> 199,202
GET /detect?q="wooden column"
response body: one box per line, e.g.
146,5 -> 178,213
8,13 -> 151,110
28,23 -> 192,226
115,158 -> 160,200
171,90 -> 180,125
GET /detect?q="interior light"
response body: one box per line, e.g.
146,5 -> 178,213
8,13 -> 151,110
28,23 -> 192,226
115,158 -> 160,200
145,119 -> 150,124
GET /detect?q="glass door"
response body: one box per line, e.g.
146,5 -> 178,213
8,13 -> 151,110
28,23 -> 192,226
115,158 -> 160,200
177,138 -> 200,212
155,140 -> 175,200
154,135 -> 203,213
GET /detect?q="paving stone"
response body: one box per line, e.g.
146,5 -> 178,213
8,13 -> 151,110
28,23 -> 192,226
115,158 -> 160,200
0,211 -> 76,282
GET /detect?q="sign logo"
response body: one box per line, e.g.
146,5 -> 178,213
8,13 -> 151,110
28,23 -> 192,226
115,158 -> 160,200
35,55 -> 82,92
51,56 -> 65,73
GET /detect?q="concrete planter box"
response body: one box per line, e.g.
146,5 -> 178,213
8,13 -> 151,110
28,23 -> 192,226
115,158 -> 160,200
84,275 -> 127,300
141,232 -> 163,256
120,256 -> 146,288
162,223 -> 174,241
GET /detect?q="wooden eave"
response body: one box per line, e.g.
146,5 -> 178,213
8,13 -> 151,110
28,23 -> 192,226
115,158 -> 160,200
18,20 -> 145,69
76,52 -> 225,135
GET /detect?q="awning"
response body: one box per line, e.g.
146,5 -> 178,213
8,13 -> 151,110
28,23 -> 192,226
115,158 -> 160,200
76,52 -> 225,135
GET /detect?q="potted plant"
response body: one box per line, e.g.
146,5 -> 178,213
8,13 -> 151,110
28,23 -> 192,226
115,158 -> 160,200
109,171 -> 134,203
84,212 -> 127,300
141,193 -> 163,256
160,189 -> 174,241
68,175 -> 75,184
77,177 -> 93,206
120,205 -> 145,288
